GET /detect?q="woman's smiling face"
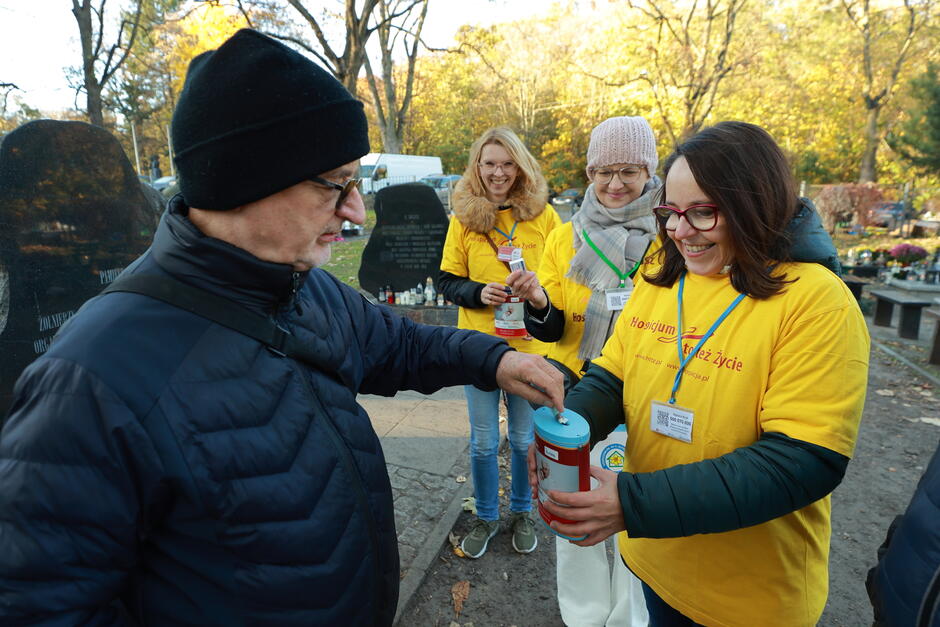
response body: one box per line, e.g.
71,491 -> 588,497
663,156 -> 733,276
478,143 -> 517,203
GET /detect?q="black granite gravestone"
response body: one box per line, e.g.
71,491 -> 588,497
0,120 -> 160,414
358,183 -> 449,297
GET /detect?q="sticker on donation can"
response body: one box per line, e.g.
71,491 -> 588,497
494,295 -> 526,337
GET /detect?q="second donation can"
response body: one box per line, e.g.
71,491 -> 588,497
534,407 -> 590,541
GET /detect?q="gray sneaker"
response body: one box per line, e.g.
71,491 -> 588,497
509,512 -> 537,554
461,517 -> 500,559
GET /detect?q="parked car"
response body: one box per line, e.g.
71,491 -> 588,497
341,220 -> 364,237
151,175 -> 177,192
419,174 -> 461,208
551,187 -> 585,212
869,202 -> 906,228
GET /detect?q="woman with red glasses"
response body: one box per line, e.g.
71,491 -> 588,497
509,115 -> 660,627
531,121 -> 869,627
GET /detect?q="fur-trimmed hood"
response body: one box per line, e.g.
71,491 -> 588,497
450,177 -> 549,234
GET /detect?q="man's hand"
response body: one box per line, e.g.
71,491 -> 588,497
495,351 -> 564,412
541,466 -> 626,547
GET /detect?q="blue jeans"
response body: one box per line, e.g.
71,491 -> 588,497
464,385 -> 534,521
641,582 -> 704,626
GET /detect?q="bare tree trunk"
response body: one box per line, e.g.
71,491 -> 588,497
363,0 -> 428,153
842,0 -> 930,183
382,126 -> 403,154
71,0 -> 144,127
859,105 -> 880,183
72,0 -> 104,126
284,0 -> 380,98
85,82 -> 105,127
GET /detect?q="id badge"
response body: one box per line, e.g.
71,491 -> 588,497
497,245 -> 518,262
650,400 -> 694,443
605,287 -> 632,311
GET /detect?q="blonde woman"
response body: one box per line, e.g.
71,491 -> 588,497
439,127 -> 561,559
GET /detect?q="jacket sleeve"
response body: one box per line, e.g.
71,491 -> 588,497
786,198 -> 842,275
564,364 -> 626,446
438,270 -> 485,308
566,364 -> 850,539
0,359 -> 163,626
346,288 -> 511,396
524,294 -> 566,342
616,431 -> 849,538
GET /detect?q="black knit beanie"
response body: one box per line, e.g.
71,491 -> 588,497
171,29 -> 370,210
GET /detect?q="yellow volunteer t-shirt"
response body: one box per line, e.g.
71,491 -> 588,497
537,222 -> 592,373
440,205 -> 561,353
593,263 -> 869,627
537,224 -> 664,375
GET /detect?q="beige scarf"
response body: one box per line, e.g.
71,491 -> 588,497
568,179 -> 660,360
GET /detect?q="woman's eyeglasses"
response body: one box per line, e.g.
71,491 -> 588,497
478,161 -> 517,174
309,176 -> 360,211
590,165 -> 646,185
653,204 -> 720,231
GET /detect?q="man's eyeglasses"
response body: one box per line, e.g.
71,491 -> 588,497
309,176 -> 360,211
653,204 -> 720,231
478,161 -> 517,174
591,165 -> 646,185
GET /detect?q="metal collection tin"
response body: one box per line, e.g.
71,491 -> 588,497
533,406 -> 590,540
494,295 -> 526,337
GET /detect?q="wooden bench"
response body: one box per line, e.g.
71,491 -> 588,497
842,275 -> 870,302
870,289 -> 934,340
927,308 -> 940,366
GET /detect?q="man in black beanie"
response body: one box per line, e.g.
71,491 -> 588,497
0,29 -> 562,626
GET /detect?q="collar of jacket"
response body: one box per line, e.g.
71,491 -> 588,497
450,177 -> 549,234
151,194 -> 306,314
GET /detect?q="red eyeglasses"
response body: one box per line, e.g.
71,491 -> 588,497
653,204 -> 720,231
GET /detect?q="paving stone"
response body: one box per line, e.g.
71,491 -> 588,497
420,501 -> 443,521
398,524 -> 427,549
388,470 -> 411,492
397,467 -> 421,480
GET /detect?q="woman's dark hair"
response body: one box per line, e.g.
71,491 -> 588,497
644,121 -> 798,299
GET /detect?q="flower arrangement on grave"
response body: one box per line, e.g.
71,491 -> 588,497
889,243 -> 928,267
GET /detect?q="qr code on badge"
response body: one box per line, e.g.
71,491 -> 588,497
655,411 -> 669,429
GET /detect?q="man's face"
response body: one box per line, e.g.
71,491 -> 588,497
236,160 -> 364,271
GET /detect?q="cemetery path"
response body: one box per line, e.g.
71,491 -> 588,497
396,346 -> 940,627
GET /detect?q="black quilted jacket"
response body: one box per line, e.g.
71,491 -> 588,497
0,197 -> 510,626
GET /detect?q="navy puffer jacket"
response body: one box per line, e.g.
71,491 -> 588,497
0,197 -> 510,626
868,441 -> 940,627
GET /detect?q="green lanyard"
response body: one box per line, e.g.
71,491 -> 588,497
581,229 -> 643,289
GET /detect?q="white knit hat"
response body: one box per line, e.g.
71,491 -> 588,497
585,116 -> 658,176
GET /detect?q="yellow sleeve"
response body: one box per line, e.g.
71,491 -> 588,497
592,305 -> 630,382
760,283 -> 869,457
440,215 -> 469,277
593,275 -> 657,380
537,227 -> 567,311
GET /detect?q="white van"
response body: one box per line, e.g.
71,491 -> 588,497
358,153 -> 443,194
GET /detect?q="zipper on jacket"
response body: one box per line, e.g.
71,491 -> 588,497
289,271 -> 304,315
290,362 -> 387,623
